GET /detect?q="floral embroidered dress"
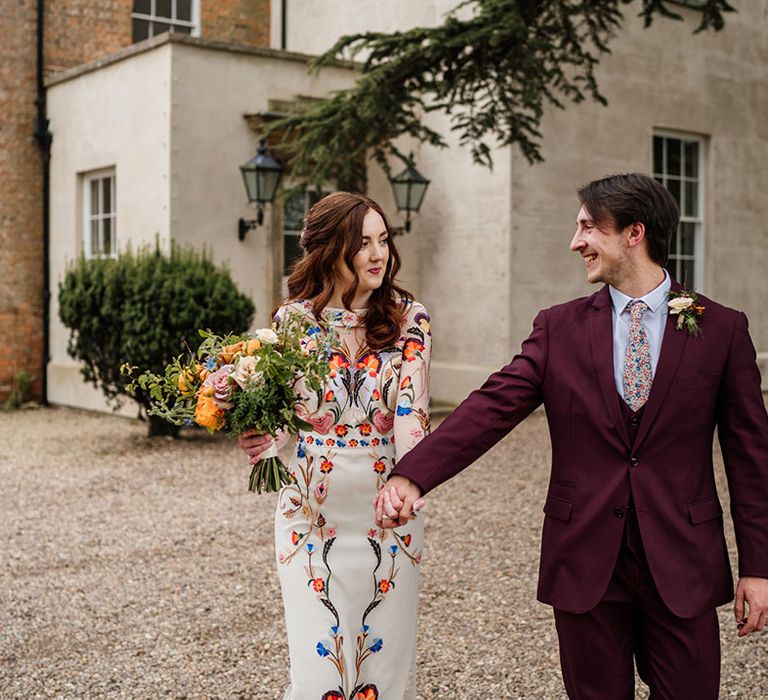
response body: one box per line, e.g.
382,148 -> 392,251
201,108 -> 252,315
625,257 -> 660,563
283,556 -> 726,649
273,299 -> 431,700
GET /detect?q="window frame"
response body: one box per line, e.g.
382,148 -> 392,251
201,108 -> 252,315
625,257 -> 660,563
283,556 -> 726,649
131,0 -> 201,42
280,185 -> 333,287
82,169 -> 117,260
652,130 -> 705,291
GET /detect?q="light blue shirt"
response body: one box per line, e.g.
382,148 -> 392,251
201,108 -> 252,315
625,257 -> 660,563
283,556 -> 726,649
609,271 -> 671,400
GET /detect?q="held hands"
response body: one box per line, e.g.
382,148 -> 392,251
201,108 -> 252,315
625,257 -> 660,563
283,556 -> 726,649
374,475 -> 426,528
734,577 -> 768,637
238,429 -> 274,465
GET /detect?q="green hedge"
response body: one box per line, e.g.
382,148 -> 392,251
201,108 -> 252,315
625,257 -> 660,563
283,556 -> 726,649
59,243 -> 255,435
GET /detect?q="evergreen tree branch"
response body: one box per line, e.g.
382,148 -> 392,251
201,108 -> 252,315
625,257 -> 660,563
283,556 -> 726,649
264,0 -> 735,185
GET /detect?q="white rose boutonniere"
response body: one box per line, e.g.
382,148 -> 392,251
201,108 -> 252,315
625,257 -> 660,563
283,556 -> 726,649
668,296 -> 694,313
668,290 -> 705,336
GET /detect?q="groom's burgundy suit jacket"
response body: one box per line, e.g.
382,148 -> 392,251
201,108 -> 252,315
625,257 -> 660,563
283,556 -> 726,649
391,283 -> 768,618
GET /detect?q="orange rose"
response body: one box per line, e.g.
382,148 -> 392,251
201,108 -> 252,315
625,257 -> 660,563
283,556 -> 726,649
246,338 -> 261,355
195,394 -> 225,431
219,341 -> 245,364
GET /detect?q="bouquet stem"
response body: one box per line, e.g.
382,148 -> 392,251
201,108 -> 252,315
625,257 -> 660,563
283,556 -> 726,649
248,443 -> 294,493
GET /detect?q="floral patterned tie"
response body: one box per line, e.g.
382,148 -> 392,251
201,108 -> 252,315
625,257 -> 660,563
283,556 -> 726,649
623,300 -> 652,411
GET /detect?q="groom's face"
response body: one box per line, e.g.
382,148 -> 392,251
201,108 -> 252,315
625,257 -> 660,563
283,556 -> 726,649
570,205 -> 630,286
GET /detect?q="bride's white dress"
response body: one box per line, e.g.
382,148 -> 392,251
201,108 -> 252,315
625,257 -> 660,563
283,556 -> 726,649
273,299 -> 431,700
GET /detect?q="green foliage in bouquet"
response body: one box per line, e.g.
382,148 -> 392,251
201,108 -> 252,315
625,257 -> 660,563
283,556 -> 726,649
123,311 -> 334,493
59,242 -> 254,436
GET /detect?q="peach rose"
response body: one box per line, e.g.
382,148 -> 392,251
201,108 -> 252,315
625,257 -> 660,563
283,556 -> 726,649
231,355 -> 263,389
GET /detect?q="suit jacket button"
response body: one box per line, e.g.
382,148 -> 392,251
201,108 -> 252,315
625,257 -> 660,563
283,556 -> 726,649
630,456 -> 639,467
614,508 -> 625,518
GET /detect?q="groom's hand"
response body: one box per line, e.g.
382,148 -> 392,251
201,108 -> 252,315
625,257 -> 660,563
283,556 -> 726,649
734,576 -> 768,637
375,476 -> 424,528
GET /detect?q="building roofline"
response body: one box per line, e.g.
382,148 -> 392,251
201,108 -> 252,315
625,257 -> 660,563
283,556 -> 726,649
45,33 -> 357,88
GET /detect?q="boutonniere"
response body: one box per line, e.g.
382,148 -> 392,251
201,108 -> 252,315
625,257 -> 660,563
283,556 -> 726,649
668,290 -> 705,336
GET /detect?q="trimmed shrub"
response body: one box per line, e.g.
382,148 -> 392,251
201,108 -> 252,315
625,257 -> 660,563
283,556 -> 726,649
59,243 -> 255,436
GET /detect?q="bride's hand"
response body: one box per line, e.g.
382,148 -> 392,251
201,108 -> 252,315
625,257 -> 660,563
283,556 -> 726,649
375,477 -> 426,528
238,430 -> 274,464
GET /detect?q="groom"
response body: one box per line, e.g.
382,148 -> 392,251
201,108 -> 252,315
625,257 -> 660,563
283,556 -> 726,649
378,173 -> 768,699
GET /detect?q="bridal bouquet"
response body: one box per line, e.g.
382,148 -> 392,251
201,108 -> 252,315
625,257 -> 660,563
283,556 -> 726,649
123,312 -> 331,493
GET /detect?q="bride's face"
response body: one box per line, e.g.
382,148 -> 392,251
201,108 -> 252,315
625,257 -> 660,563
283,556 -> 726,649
335,209 -> 390,301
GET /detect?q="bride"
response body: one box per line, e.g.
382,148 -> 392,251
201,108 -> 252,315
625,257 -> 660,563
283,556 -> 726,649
239,191 -> 431,699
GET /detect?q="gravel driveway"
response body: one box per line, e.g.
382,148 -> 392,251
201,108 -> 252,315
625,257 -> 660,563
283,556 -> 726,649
1,406 -> 766,699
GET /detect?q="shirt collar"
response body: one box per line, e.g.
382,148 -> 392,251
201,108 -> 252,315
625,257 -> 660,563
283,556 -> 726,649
609,269 -> 671,315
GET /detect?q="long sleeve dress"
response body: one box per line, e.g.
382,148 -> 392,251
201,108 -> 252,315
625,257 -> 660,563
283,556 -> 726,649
273,299 -> 432,700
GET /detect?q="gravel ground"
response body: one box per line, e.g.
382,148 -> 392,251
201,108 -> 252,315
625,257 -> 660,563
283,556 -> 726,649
1,406 -> 766,699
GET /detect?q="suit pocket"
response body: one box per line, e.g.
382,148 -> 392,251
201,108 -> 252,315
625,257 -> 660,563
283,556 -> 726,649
543,496 -> 573,523
688,497 -> 723,524
676,372 -> 720,389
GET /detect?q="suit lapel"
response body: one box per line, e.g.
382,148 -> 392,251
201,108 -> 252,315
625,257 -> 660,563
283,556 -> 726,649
588,286 -> 630,449
633,280 -> 688,450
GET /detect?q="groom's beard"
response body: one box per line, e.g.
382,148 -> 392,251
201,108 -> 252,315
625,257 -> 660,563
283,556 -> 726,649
589,254 -> 633,287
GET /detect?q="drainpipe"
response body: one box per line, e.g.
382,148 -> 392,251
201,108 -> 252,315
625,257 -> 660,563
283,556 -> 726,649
34,0 -> 52,405
281,0 -> 287,50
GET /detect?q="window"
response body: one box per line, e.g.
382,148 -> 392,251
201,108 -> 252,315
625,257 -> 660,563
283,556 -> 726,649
652,133 -> 703,289
282,188 -> 326,278
83,171 -> 116,259
132,0 -> 198,42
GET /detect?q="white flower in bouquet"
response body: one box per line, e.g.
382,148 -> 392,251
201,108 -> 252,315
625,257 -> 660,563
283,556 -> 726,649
254,328 -> 279,344
231,355 -> 263,389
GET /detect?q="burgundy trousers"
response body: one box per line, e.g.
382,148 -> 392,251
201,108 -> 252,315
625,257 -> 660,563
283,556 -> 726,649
553,513 -> 721,700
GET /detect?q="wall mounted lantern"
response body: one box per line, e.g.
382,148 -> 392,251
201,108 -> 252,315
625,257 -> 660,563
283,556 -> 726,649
388,152 -> 430,234
238,140 -> 284,240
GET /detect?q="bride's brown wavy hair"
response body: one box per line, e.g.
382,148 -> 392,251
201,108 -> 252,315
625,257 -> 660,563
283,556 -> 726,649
284,191 -> 413,350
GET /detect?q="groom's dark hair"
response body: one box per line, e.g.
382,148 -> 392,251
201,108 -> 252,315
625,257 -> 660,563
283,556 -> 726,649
578,173 -> 679,266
